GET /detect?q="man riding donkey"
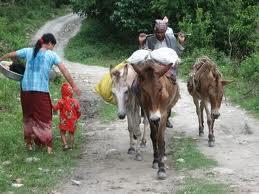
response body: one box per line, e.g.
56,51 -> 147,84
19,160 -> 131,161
138,19 -> 186,128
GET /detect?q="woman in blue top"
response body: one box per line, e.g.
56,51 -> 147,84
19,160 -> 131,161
0,33 -> 81,154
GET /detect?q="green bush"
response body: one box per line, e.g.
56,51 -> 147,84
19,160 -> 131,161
110,0 -> 154,33
239,52 -> 259,82
64,18 -> 136,67
179,8 -> 214,50
71,0 -> 258,59
150,0 -> 258,58
0,1 -> 67,54
179,48 -> 236,78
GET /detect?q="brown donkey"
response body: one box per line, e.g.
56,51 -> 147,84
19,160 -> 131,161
187,57 -> 232,147
132,60 -> 180,179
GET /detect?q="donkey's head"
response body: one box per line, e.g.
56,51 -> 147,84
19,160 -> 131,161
110,64 -> 130,119
132,60 -> 173,122
207,71 -> 233,119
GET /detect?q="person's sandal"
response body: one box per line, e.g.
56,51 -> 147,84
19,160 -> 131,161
63,144 -> 69,151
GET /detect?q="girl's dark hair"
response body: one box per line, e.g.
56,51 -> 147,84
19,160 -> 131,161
33,33 -> 57,58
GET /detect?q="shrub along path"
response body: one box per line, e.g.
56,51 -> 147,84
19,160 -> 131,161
34,14 -> 259,193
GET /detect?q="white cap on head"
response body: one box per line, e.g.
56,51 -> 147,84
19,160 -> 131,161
163,16 -> 169,24
155,20 -> 167,31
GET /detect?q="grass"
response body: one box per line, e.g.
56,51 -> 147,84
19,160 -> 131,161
224,80 -> 259,118
0,78 -> 84,194
98,101 -> 117,123
176,178 -> 228,194
169,136 -> 217,171
0,1 -> 70,55
64,18 -> 137,67
168,136 -> 228,193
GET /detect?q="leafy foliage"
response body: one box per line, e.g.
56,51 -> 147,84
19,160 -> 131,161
151,0 -> 258,58
110,0 -> 154,33
0,0 -> 68,54
179,8 -> 214,50
70,0 -> 116,24
64,18 -> 136,67
71,0 -> 258,58
239,52 -> 259,82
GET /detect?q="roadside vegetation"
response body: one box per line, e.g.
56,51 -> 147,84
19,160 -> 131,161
0,1 -> 83,193
176,178 -> 228,194
169,135 -> 228,193
65,18 -> 136,67
98,101 -> 117,123
169,136 -> 217,171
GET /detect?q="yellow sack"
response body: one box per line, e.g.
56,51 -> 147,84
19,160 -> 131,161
95,61 -> 127,104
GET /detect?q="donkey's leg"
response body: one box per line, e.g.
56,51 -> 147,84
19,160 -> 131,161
211,118 -> 215,142
200,101 -> 205,135
133,106 -> 143,161
127,113 -> 135,154
150,120 -> 159,169
204,102 -> 215,147
193,97 -> 203,136
157,114 -> 167,180
141,111 -> 148,148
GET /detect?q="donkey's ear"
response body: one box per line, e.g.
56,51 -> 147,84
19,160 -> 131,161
111,70 -> 120,79
131,63 -> 143,77
110,65 -> 114,77
110,65 -> 120,79
122,64 -> 128,79
221,80 -> 234,86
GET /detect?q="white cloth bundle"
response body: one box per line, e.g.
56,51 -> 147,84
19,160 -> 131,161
150,47 -> 181,65
127,49 -> 151,65
127,48 -> 180,65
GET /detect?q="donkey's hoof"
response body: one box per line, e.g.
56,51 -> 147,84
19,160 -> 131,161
208,140 -> 215,147
208,134 -> 215,147
199,131 -> 204,136
140,141 -> 146,148
152,162 -> 158,169
199,127 -> 204,136
135,153 -> 143,161
157,169 -> 167,180
128,147 -> 135,155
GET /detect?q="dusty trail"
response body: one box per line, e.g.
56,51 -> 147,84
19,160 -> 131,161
34,13 -> 259,193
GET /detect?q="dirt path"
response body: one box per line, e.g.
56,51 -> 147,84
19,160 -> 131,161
34,14 -> 259,194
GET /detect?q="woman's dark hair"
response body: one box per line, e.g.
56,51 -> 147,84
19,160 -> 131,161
33,33 -> 57,58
